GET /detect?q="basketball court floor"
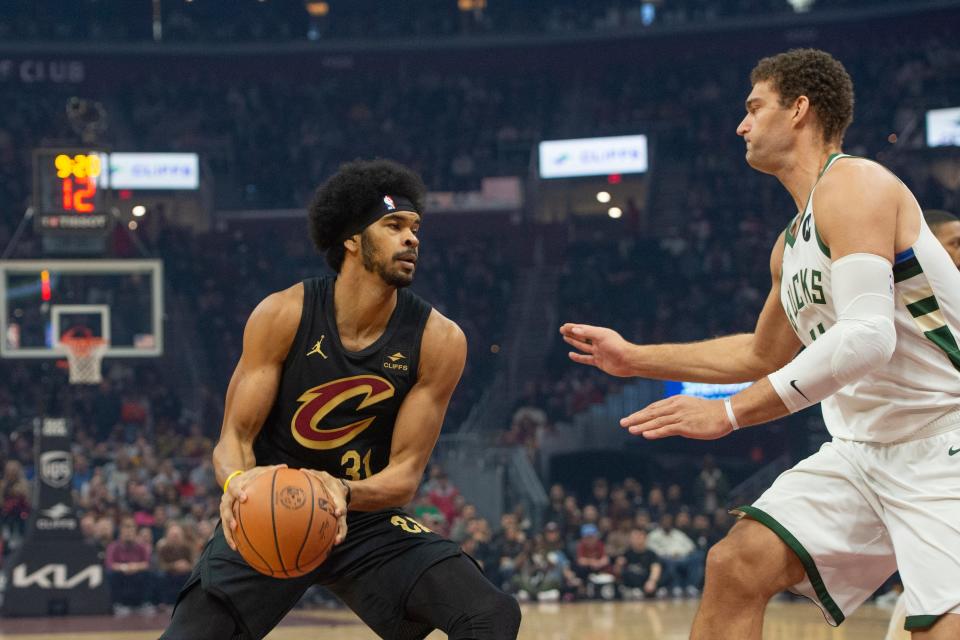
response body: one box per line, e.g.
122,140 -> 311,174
0,600 -> 893,639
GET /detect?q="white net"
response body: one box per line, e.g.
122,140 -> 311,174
60,338 -> 107,385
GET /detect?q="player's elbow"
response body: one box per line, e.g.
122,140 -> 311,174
830,316 -> 896,385
396,475 -> 420,506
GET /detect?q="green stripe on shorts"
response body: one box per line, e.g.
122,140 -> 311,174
905,614 -> 942,631
734,505 -> 846,625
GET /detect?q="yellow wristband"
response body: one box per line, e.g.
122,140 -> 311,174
223,470 -> 244,493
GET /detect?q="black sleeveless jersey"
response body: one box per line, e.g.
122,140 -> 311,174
253,276 -> 432,480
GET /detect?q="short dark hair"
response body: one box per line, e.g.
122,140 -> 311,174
750,48 -> 854,144
307,159 -> 426,272
924,209 -> 959,230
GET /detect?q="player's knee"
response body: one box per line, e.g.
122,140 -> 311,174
706,523 -> 803,598
705,538 -> 739,582
705,535 -> 771,597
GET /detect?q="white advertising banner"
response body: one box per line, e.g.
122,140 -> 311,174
926,107 -> 960,148
109,153 -> 199,189
539,134 -> 648,179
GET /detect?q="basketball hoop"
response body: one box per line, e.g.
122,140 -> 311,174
59,329 -> 107,385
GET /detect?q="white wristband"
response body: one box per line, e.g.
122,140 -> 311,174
724,398 -> 740,431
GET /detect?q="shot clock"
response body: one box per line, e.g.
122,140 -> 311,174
33,149 -> 112,234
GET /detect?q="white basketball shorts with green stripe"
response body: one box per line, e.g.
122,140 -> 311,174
734,416 -> 960,632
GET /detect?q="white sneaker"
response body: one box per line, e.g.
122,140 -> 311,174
671,586 -> 683,598
113,604 -> 132,617
538,589 -> 560,602
685,586 -> 700,598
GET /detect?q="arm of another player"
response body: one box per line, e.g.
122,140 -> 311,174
336,310 -> 466,510
560,233 -> 800,384
214,285 -> 303,550
627,161 -> 900,439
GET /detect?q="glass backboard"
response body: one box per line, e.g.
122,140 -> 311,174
0,260 -> 163,358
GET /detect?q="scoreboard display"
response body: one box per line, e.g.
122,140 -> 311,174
33,149 -> 111,233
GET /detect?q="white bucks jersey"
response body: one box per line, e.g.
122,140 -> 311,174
780,153 -> 960,443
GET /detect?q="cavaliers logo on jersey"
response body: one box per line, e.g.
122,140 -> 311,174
291,375 -> 396,450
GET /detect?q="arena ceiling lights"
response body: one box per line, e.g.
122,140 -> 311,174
538,134 -> 648,179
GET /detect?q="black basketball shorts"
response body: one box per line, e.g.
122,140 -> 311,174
175,508 -> 461,639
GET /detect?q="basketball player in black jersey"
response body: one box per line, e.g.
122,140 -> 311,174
161,159 -> 521,640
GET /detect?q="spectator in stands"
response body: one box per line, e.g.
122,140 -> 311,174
194,519 -> 215,553
510,539 -> 564,602
449,502 -> 478,543
80,512 -> 97,543
544,483 -> 567,526
154,522 -> 195,607
541,521 -> 583,599
561,494 -> 582,541
646,486 -> 666,521
137,525 -> 154,555
467,516 -> 498,579
693,455 -> 729,512
623,477 -> 644,508
633,509 -> 653,533
591,478 -> 610,516
607,485 -> 633,522
615,528 -> 663,600
105,516 -> 154,615
94,516 -> 117,554
492,513 -> 526,589
665,483 -> 685,515
575,523 -> 615,599
150,505 -> 171,542
647,513 -> 700,598
0,460 -> 30,545
181,423 -> 213,459
605,516 -> 633,558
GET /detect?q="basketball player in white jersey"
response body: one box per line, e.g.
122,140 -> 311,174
561,49 -> 960,639
883,208 -> 960,640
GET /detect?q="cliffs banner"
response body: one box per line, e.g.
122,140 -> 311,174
1,417 -> 111,616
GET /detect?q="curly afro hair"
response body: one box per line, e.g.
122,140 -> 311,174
308,159 -> 427,272
750,48 -> 854,144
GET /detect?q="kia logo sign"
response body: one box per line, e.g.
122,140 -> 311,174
12,564 -> 103,589
39,451 -> 72,488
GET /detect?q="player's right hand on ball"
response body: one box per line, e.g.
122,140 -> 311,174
220,464 -> 287,551
560,323 -> 635,377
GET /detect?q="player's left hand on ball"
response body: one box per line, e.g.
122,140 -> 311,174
302,469 -> 349,545
620,396 -> 732,440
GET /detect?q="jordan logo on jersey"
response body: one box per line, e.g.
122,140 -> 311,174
291,375 -> 396,450
307,336 -> 328,359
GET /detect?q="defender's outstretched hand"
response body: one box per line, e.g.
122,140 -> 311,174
620,395 -> 732,440
559,323 -> 636,377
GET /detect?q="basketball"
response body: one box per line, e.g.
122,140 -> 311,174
232,467 -> 338,578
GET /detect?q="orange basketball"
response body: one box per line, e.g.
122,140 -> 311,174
233,467 -> 337,578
